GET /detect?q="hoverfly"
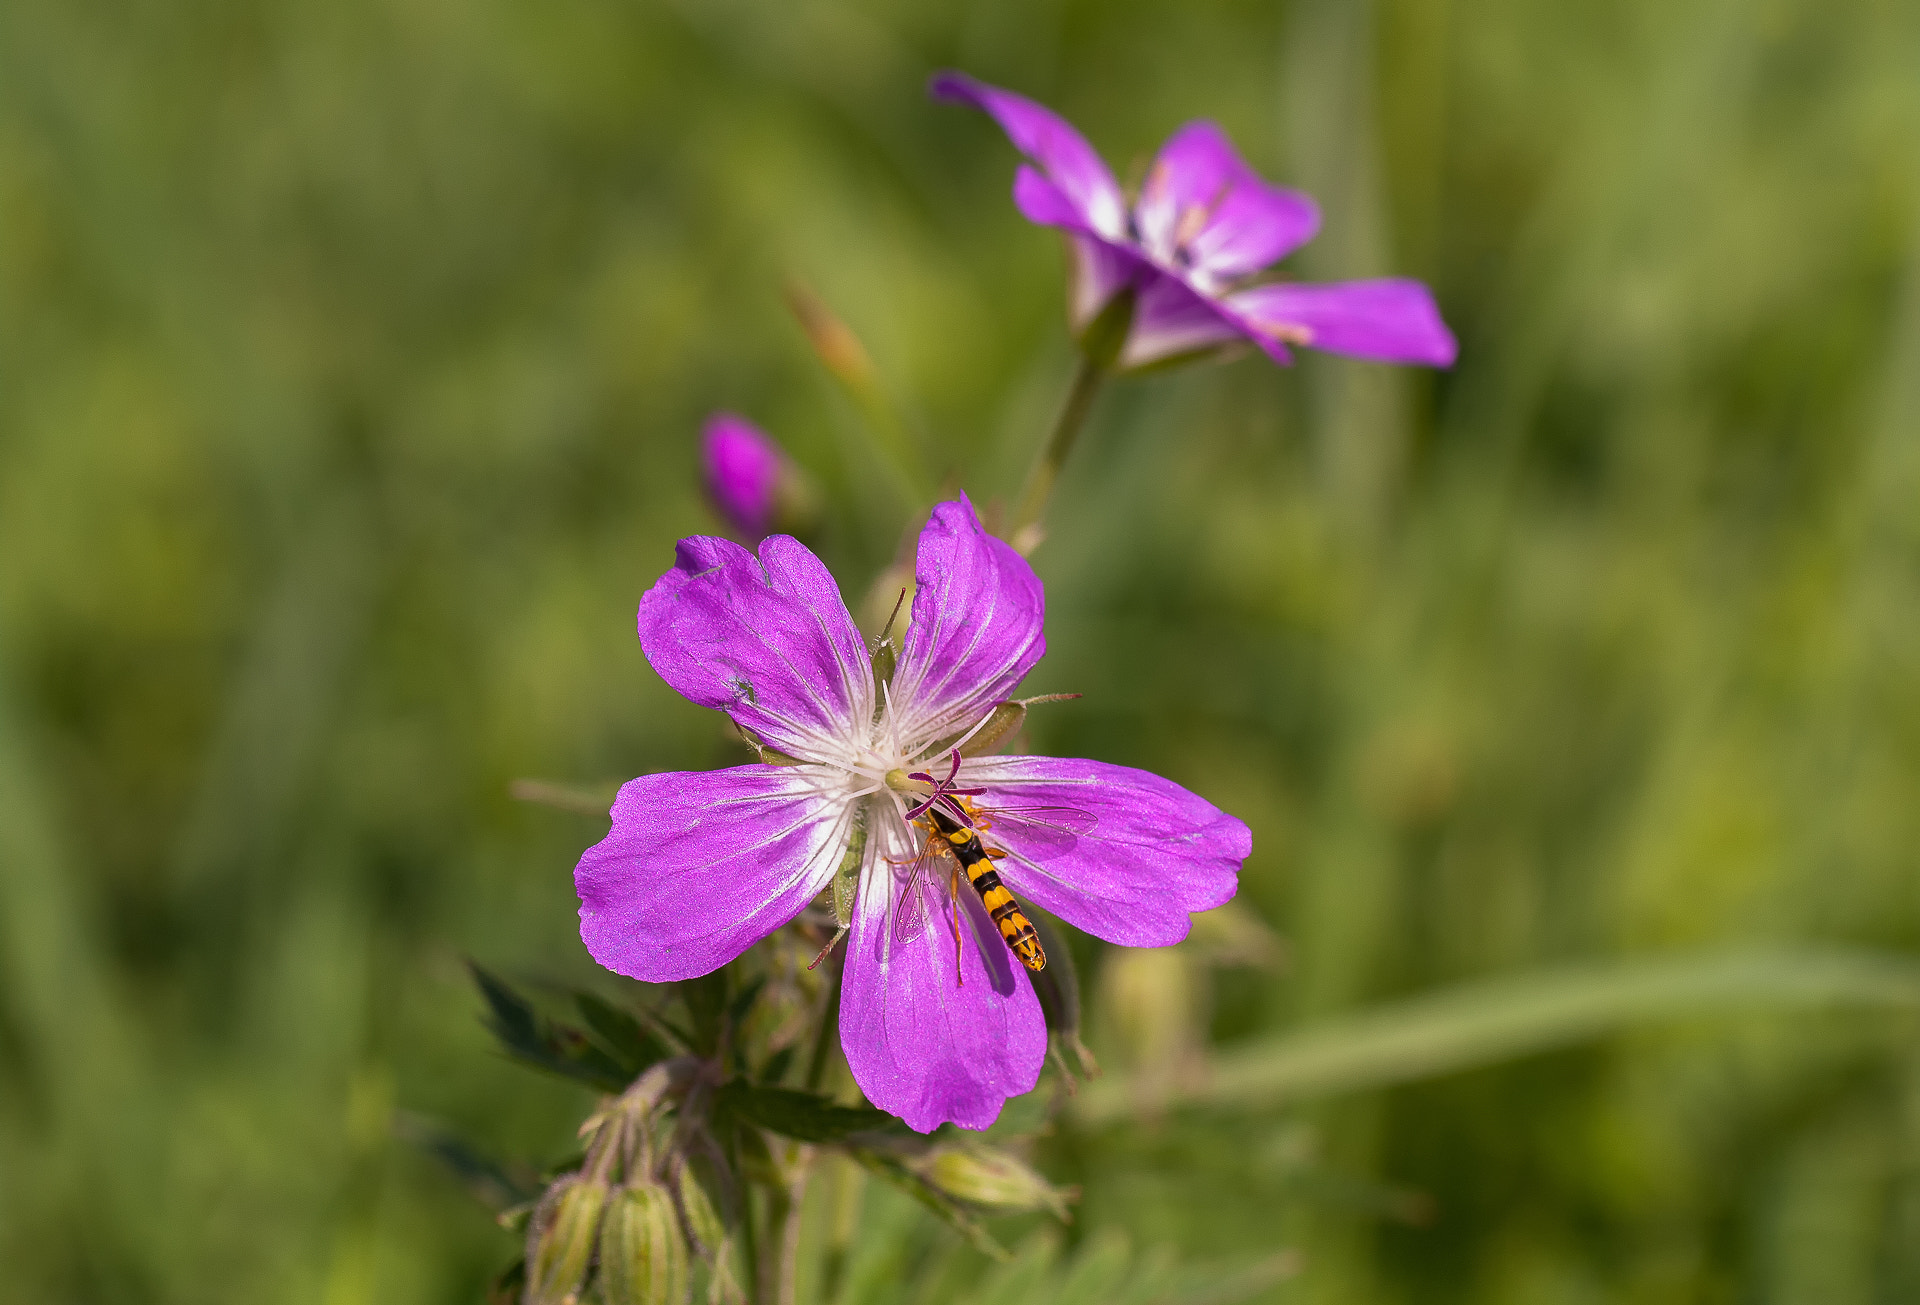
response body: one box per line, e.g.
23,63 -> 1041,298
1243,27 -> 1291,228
889,753 -> 1095,982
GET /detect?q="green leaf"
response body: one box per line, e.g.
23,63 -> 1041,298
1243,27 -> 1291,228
575,991 -> 669,1078
1072,948 -> 1920,1123
392,1111 -> 544,1213
714,1082 -> 905,1144
681,971 -> 730,1055
470,963 -> 631,1094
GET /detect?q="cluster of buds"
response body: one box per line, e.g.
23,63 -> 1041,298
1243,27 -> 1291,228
469,952 -> 1079,1305
516,1067 -> 738,1305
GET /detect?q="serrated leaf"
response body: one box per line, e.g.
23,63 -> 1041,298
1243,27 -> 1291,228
727,975 -> 767,1028
485,1257 -> 526,1305
576,991 -> 669,1078
681,971 -> 730,1055
714,1082 -> 905,1143
392,1110 -> 542,1212
470,963 -> 631,1093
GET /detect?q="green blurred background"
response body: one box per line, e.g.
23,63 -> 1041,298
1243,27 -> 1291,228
6,0 -> 1920,1300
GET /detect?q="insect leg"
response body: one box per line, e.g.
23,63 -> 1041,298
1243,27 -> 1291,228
949,863 -> 964,988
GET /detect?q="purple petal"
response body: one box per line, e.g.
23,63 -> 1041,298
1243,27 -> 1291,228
839,815 -> 1047,1132
931,72 -> 1127,240
1134,122 -> 1320,285
961,755 -> 1247,947
700,413 -> 783,542
1066,233 -> 1148,331
1120,270 -> 1249,369
889,495 -> 1045,750
1227,278 -> 1457,366
576,766 -> 854,983
638,534 -> 872,758
1011,165 -> 1087,230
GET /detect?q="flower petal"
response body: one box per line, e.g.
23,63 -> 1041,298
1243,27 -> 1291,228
1066,232 -> 1147,331
931,72 -> 1127,240
637,534 -> 872,759
1134,122 -> 1320,284
1120,270 -> 1249,369
960,755 -> 1247,947
576,766 -> 854,983
838,812 -> 1047,1132
1227,278 -> 1457,366
889,495 -> 1045,751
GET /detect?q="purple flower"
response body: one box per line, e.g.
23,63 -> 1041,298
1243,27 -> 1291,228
700,413 -> 786,543
932,72 -> 1457,372
575,496 -> 1248,1132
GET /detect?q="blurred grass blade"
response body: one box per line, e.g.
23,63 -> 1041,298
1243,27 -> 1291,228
1073,949 -> 1920,1123
784,278 -> 931,509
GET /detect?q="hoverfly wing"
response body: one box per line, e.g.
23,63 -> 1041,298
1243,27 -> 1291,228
977,804 -> 1098,859
890,834 -> 943,946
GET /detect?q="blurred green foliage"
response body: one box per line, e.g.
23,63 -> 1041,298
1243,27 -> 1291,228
4,0 -> 1920,1301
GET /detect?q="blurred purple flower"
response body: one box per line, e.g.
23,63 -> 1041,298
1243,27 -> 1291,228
932,72 -> 1456,371
700,413 -> 784,543
575,496 -> 1247,1132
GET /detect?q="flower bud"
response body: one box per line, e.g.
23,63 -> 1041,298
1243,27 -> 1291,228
597,1180 -> 688,1305
524,1174 -> 609,1305
675,1160 -> 728,1260
699,413 -> 818,544
907,1143 -> 1075,1220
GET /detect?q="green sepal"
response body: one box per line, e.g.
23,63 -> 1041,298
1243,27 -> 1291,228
736,724 -> 804,766
917,693 -> 1081,764
906,1142 -> 1077,1220
833,807 -> 869,929
871,636 -> 898,693
1076,285 -> 1138,372
1118,339 -> 1250,376
524,1175 -> 609,1305
598,1181 -> 690,1305
1028,914 -> 1081,1038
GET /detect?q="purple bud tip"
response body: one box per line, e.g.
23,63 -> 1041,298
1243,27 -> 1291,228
700,413 -> 784,542
927,71 -> 975,105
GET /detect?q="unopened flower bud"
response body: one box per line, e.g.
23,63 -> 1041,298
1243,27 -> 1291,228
597,1180 -> 688,1305
524,1175 -> 609,1305
675,1162 -> 727,1260
908,1143 -> 1075,1220
699,413 -> 819,544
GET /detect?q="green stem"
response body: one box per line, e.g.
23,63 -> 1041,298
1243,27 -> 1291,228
761,1178 -> 802,1305
730,1134 -> 761,1304
1011,353 -> 1107,543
